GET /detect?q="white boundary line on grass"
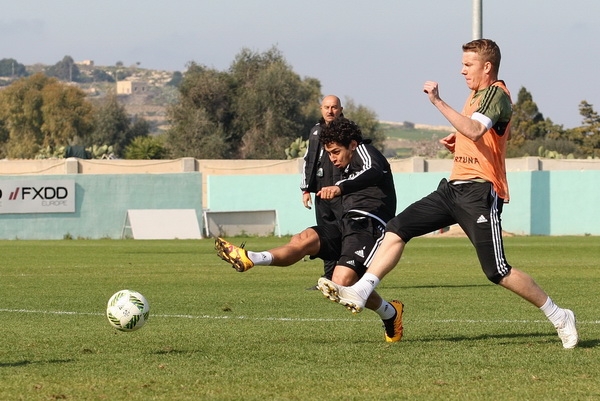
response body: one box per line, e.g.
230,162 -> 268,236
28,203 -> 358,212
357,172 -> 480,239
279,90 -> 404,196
1,308 -> 599,324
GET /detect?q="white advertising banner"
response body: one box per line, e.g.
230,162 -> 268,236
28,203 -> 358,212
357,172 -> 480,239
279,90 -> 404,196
0,180 -> 76,214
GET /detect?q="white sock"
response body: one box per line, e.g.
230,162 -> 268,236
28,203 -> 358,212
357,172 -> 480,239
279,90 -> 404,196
375,300 -> 396,320
247,251 -> 273,266
540,297 -> 566,327
352,273 -> 380,300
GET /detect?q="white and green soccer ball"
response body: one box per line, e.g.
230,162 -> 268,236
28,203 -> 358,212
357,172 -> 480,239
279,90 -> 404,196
106,290 -> 150,332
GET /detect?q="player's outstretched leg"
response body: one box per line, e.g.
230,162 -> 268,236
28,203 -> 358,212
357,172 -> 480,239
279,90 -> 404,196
215,237 -> 255,272
317,277 -> 366,314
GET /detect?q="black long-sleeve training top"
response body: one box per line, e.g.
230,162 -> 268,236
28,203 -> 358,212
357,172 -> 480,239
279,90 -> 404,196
335,142 -> 396,225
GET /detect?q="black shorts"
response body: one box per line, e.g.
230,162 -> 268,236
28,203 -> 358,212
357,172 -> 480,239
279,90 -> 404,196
311,214 -> 386,277
385,178 -> 512,284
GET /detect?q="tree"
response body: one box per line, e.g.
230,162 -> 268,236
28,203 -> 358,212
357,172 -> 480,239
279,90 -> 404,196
569,101 -> 600,157
129,117 -> 151,140
505,89 -> 600,158
342,97 -> 385,151
166,71 -> 183,87
168,107 -> 229,159
87,93 -> 149,157
88,94 -> 129,150
166,63 -> 235,158
299,77 -> 322,127
0,58 -> 28,77
169,45 -> 399,159
46,56 -> 81,82
40,80 -> 95,148
91,69 -> 115,83
124,135 -> 167,159
232,52 -> 306,158
510,87 -> 546,145
578,100 -> 600,127
0,73 -> 94,158
229,47 -> 320,159
166,47 -> 320,159
507,87 -> 565,157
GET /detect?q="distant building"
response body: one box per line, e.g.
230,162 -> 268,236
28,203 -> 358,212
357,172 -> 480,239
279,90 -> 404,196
116,80 -> 147,95
77,60 -> 94,67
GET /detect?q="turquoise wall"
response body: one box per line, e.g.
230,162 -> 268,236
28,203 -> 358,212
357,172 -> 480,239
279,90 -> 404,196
208,171 -> 600,236
207,174 -> 314,235
544,170 -> 600,235
1,169 -> 598,239
0,173 -> 203,239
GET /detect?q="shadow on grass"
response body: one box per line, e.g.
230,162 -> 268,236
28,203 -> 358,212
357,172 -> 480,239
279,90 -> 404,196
153,347 -> 200,355
576,339 -> 600,348
123,250 -> 200,255
0,359 -> 75,368
416,332 -> 599,348
420,331 -> 548,342
384,283 -> 492,290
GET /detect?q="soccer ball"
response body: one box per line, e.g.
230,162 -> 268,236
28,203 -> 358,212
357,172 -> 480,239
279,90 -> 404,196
106,290 -> 150,332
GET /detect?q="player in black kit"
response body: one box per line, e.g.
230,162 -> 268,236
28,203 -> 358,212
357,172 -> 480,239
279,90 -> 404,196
215,117 -> 405,342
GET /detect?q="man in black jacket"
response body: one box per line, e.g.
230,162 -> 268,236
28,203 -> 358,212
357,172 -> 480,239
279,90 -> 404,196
216,118 -> 404,342
300,95 -> 344,284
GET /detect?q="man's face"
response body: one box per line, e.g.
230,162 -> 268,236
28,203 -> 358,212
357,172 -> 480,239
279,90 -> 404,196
320,97 -> 343,124
324,140 -> 356,170
461,51 -> 488,91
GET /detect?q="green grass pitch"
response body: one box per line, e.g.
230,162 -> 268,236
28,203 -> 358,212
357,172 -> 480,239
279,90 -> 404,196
0,236 -> 598,400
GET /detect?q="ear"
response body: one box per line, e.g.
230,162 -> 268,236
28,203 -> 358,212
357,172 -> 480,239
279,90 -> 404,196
349,140 -> 358,151
484,61 -> 492,73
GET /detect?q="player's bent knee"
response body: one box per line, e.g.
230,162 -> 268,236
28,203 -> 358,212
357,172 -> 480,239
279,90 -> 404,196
331,266 -> 359,286
290,229 -> 316,244
485,269 -> 508,285
289,228 -> 320,255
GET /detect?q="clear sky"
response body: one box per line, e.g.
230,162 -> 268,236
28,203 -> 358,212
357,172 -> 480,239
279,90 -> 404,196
2,1 -> 598,129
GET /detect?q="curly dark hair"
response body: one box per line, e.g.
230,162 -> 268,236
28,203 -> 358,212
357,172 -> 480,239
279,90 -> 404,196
320,117 -> 363,148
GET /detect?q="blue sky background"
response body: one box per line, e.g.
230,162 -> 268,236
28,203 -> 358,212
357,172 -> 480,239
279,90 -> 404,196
2,1 -> 598,129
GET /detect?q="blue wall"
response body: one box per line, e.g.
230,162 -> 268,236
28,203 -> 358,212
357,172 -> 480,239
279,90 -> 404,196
1,169 -> 598,239
0,173 -> 203,239
544,170 -> 599,235
207,171 -> 600,236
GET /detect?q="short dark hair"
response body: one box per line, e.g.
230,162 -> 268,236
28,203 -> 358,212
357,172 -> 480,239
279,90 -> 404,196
463,38 -> 501,74
320,117 -> 363,148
